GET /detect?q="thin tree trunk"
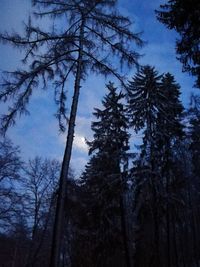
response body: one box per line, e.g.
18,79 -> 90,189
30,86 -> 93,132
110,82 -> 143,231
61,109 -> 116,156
25,207 -> 39,267
30,195 -> 56,267
187,176 -> 199,267
11,245 -> 17,267
180,214 -> 188,267
120,193 -> 131,267
172,209 -> 179,267
150,161 -> 160,267
166,175 -> 171,267
152,194 -> 160,267
50,17 -> 85,267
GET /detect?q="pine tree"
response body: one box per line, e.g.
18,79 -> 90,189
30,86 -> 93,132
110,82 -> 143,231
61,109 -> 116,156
156,73 -> 184,267
127,66 -> 163,267
127,66 -> 184,267
78,82 -> 131,267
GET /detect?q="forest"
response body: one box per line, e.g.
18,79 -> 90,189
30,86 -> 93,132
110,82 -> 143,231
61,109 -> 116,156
0,0 -> 200,267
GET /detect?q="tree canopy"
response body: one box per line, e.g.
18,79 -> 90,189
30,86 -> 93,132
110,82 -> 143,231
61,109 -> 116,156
156,0 -> 200,88
0,0 -> 143,132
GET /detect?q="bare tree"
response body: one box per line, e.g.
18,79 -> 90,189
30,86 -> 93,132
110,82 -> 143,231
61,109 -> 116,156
0,137 -> 23,231
0,1 -> 143,265
22,157 -> 60,267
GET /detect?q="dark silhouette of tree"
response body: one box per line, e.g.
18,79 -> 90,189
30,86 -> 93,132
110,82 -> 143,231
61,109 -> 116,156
127,66 -> 184,267
170,96 -> 200,266
0,2 -> 143,265
155,73 -> 184,267
0,137 -> 23,231
0,155 -> 62,267
156,0 -> 200,88
189,95 -> 200,178
76,82 -> 131,267
63,178 -> 86,267
0,215 -> 30,267
127,66 -> 164,267
187,95 -> 200,265
22,157 -> 60,267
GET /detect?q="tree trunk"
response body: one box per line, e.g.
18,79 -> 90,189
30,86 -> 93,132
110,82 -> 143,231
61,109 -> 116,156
120,193 -> 131,267
50,18 -> 85,267
172,209 -> 179,267
11,245 -> 17,267
166,175 -> 171,267
150,158 -> 160,267
187,176 -> 199,267
25,206 -> 39,267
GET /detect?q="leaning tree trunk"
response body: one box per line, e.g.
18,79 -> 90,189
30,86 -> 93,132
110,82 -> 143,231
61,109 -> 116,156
50,18 -> 85,267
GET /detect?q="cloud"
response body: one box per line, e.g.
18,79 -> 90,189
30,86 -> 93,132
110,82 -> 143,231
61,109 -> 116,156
59,115 -> 92,153
73,134 -> 88,152
58,115 -> 92,176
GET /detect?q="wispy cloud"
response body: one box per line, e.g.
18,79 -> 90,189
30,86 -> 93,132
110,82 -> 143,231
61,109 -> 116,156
73,134 -> 88,152
59,115 -> 92,153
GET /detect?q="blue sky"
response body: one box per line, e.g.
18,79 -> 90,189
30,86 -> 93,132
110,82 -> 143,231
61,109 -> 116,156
0,0 -> 197,177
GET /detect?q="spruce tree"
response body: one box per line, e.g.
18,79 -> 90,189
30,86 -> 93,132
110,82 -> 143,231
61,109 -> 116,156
127,66 -> 184,267
127,66 -> 163,267
79,82 -> 130,267
156,73 -> 183,267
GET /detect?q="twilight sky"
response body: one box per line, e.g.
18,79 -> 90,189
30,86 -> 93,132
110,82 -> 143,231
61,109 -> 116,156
0,0 -> 197,177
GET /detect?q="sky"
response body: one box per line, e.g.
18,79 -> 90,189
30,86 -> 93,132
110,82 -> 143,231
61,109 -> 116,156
0,0 -> 198,177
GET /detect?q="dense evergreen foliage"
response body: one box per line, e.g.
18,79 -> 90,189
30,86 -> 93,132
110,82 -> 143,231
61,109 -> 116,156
127,66 -> 184,267
156,0 -> 200,88
71,83 -> 130,267
1,71 -> 200,266
1,1 -> 200,267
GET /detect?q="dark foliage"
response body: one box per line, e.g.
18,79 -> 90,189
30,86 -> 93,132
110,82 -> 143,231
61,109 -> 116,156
0,0 -> 143,132
70,82 -> 131,267
156,0 -> 200,88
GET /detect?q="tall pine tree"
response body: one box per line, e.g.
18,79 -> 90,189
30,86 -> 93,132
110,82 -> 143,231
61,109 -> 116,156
77,82 -> 131,267
127,66 -> 184,267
